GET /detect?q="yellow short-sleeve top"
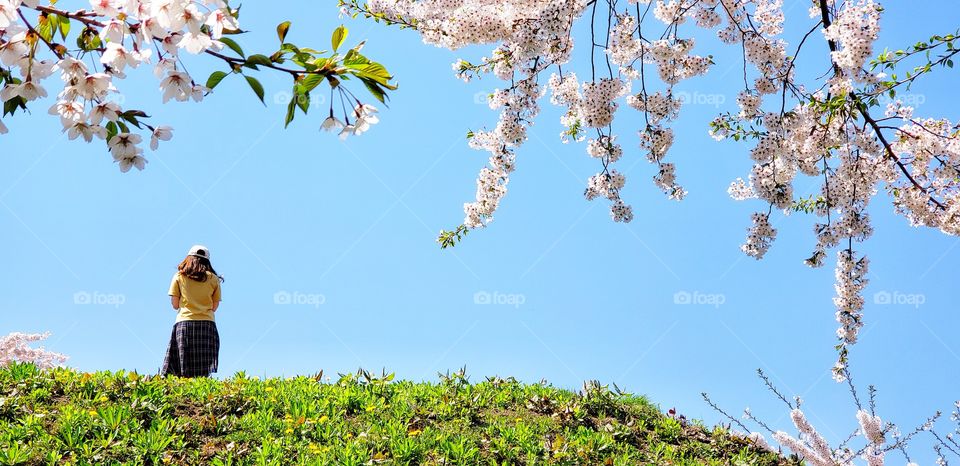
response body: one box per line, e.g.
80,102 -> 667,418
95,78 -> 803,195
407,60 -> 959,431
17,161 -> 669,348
168,271 -> 222,322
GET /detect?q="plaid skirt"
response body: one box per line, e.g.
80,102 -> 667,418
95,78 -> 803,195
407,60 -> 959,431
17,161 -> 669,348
160,320 -> 219,378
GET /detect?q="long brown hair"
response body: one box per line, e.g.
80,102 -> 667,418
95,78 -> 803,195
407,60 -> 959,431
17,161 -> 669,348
178,256 -> 224,283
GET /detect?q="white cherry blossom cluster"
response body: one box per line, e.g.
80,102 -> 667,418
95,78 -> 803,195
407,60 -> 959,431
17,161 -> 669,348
753,0 -> 783,36
727,177 -> 756,201
579,78 -> 628,128
736,90 -> 761,119
768,407 -> 899,466
646,38 -> 712,85
356,0 -> 587,228
773,409 -> 836,466
547,71 -> 582,143
586,135 -> 622,163
545,73 -> 635,218
833,248 -> 868,378
627,91 -> 680,123
607,12 -> 641,72
888,115 -> 960,235
857,409 -> 886,466
0,332 -> 68,369
741,211 -> 776,259
710,366 -> 960,466
350,0 -> 722,227
821,0 -> 881,79
463,76 -> 541,227
0,0 -> 240,171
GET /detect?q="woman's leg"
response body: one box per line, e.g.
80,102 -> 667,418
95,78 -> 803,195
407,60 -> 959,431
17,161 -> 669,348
209,322 -> 220,375
159,323 -> 182,377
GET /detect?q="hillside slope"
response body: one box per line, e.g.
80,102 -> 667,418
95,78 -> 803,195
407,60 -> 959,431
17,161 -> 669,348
0,364 -> 794,465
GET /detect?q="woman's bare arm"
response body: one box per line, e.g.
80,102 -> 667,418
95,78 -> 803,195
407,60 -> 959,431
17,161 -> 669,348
171,296 -> 180,310
212,300 -> 219,312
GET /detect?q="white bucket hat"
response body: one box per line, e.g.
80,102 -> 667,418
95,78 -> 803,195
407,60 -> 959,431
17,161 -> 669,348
187,244 -> 211,261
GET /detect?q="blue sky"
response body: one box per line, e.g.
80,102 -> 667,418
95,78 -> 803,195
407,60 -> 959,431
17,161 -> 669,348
2,1 -> 959,462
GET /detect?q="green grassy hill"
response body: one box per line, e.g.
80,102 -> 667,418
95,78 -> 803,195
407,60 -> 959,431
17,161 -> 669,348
0,364 -> 794,465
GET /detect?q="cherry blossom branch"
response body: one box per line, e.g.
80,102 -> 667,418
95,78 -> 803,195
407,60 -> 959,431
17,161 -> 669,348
700,392 -> 752,433
1,2 -> 396,172
814,0 -> 946,211
0,332 -> 68,369
16,9 -> 64,60
780,21 -> 823,111
202,48 -> 330,78
870,29 -> 959,93
817,0 -> 841,75
856,97 -> 946,210
703,364 -> 960,465
23,4 -> 335,78
874,49 -> 959,93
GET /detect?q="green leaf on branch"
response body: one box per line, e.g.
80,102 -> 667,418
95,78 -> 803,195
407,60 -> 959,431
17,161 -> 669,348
2,96 -> 26,117
245,54 -> 273,68
300,74 -> 325,93
343,48 -> 370,66
119,110 -> 147,129
295,87 -> 310,114
105,121 -> 118,142
206,71 -> 230,90
245,75 -> 265,105
38,15 -> 54,42
361,79 -> 387,104
437,225 -> 470,249
331,25 -> 348,52
285,92 -> 297,128
277,21 -> 291,44
220,37 -> 245,57
299,47 -> 328,55
280,43 -> 300,54
308,57 -> 331,73
349,62 -> 397,90
76,28 -> 102,51
58,15 -> 70,40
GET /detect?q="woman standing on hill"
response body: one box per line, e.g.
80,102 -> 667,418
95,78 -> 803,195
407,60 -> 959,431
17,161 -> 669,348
160,245 -> 223,378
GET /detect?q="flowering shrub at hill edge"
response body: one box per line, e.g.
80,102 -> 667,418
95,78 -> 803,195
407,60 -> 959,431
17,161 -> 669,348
339,0 -> 959,379
0,332 -> 67,370
0,0 -> 396,171
702,368 -> 951,466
